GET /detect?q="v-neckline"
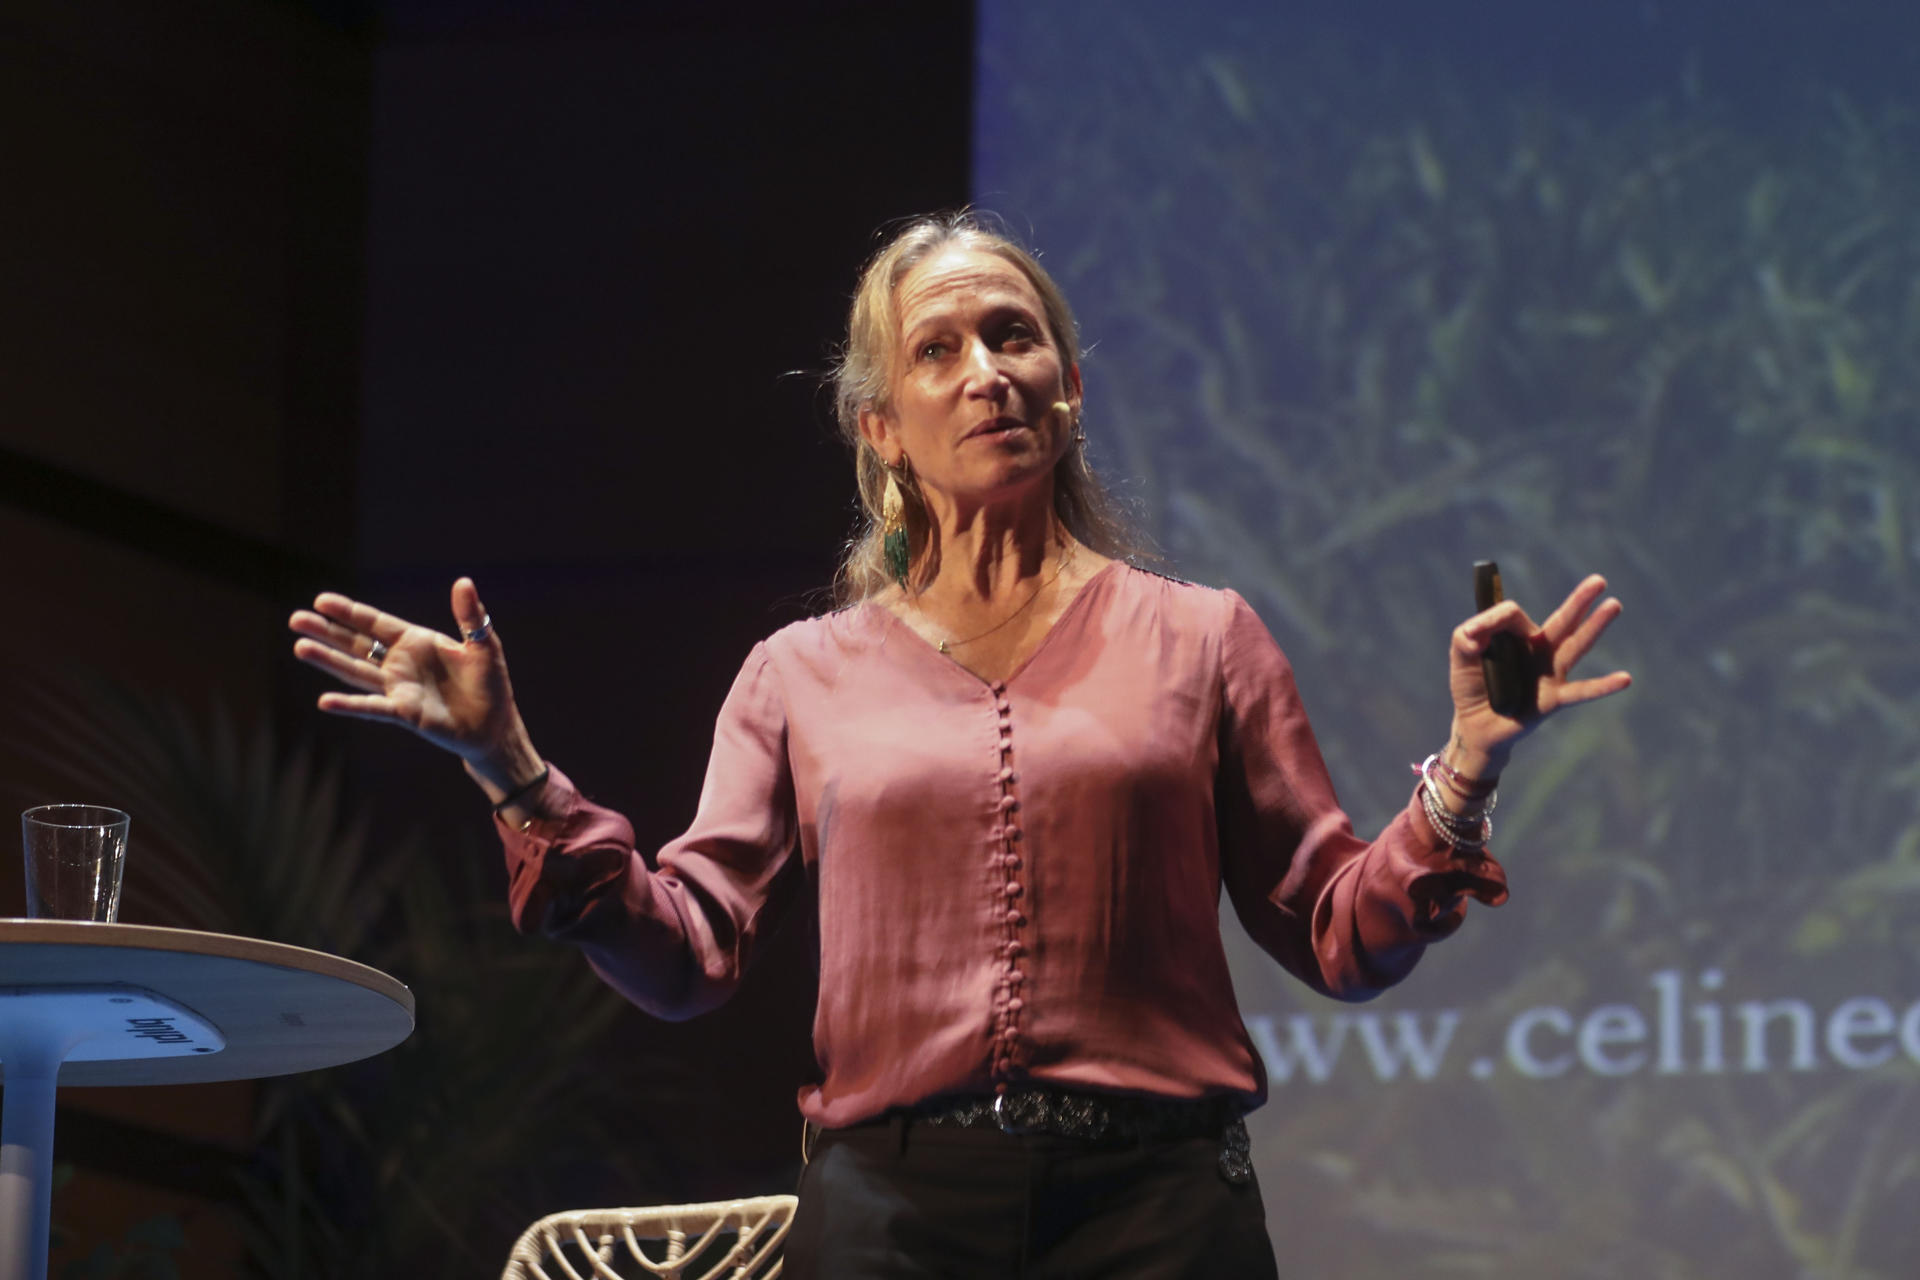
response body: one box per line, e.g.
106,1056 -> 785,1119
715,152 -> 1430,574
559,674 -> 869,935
867,559 -> 1124,689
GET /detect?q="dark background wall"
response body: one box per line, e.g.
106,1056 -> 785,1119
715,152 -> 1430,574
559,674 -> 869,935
2,0 -> 368,1266
1,0 -> 970,1269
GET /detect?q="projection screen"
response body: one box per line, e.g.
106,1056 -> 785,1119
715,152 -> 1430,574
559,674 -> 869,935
975,2 -> 1920,1272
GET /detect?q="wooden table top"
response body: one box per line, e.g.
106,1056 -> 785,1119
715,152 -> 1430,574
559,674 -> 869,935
0,920 -> 414,1086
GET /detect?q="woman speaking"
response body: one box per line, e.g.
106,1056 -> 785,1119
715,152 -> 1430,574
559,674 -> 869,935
289,212 -> 1629,1277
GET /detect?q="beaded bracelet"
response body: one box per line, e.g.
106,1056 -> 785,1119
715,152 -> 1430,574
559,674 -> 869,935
1413,752 -> 1499,799
1412,755 -> 1494,851
1418,755 -> 1499,818
1419,779 -> 1492,851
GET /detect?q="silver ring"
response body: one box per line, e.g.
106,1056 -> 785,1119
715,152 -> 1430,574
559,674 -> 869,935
463,614 -> 493,645
367,640 -> 389,665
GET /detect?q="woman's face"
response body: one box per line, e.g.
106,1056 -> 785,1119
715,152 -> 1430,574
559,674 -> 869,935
861,245 -> 1081,513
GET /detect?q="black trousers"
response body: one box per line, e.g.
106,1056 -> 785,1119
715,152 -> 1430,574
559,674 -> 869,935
784,1117 -> 1279,1279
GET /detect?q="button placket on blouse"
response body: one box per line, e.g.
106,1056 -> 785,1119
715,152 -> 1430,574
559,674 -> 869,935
988,680 -> 1028,1091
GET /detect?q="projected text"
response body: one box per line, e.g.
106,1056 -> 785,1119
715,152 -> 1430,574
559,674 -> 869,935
1251,970 -> 1920,1083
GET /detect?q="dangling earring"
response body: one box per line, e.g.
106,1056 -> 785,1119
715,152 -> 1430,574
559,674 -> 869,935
882,459 -> 911,587
1052,400 -> 1087,446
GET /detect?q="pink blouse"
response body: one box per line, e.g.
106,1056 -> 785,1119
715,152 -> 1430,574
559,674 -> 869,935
500,563 -> 1507,1128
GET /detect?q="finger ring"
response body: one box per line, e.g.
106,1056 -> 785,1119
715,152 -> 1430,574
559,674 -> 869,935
368,640 -> 389,664
463,614 -> 493,645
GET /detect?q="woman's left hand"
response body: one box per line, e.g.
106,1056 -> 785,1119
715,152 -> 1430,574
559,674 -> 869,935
1445,573 -> 1630,776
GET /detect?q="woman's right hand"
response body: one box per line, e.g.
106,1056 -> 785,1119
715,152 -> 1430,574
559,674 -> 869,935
288,577 -> 541,792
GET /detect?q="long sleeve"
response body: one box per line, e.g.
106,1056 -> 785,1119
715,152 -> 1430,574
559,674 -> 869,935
499,642 -> 803,1020
1214,590 -> 1508,1001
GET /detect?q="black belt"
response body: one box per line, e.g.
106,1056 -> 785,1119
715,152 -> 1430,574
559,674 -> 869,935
914,1087 -> 1242,1142
901,1087 -> 1255,1184
808,1088 -> 1255,1184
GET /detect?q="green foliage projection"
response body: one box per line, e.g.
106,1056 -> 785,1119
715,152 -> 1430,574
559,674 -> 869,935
997,29 -> 1920,1278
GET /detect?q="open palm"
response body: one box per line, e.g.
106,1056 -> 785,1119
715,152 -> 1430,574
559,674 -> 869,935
288,578 -> 521,764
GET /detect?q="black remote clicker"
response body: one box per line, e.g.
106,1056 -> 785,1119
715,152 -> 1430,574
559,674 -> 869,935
1474,560 -> 1538,719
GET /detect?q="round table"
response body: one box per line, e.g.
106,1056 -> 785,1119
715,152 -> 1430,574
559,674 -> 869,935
0,921 -> 415,1280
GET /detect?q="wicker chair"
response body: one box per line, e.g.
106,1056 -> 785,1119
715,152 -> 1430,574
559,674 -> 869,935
500,1196 -> 797,1280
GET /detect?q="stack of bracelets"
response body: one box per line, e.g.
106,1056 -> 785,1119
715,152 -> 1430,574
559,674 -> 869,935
1411,752 -> 1497,853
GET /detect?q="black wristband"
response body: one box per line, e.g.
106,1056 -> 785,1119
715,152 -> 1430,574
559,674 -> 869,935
491,764 -> 551,816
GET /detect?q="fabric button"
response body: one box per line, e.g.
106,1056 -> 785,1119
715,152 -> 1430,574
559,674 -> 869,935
1006,969 -> 1025,986
1007,997 -> 1024,1013
997,767 -> 1015,783
1004,882 -> 1023,898
998,795 -> 1018,812
991,681 -> 1007,694
1004,941 -> 1025,958
1002,852 -> 1022,869
996,699 -> 1012,714
998,713 -> 1012,728
1005,909 -> 1026,925
1005,826 -> 1022,842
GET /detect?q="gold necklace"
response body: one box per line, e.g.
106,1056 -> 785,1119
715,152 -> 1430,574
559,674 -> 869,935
918,545 -> 1078,654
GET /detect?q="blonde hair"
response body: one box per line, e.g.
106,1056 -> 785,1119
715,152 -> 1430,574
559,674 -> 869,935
830,212 -> 1143,604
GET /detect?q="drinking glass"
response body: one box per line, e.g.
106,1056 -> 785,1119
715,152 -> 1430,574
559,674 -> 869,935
21,805 -> 130,922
